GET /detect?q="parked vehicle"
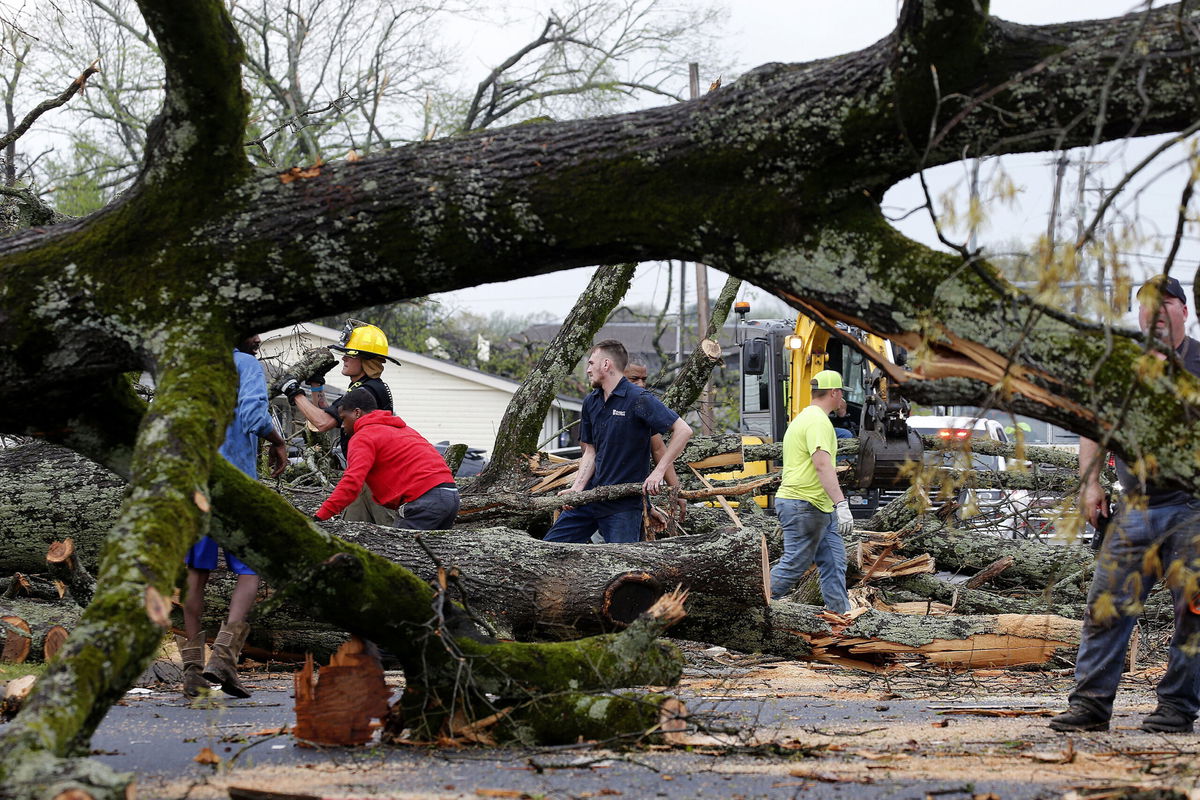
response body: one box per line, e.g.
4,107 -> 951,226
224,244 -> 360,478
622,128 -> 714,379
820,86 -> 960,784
888,415 -> 1029,536
435,441 -> 488,477
933,406 -> 1094,543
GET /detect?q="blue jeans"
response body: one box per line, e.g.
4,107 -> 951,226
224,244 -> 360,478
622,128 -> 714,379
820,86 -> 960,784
1070,500 -> 1200,719
771,498 -> 849,605
814,514 -> 851,613
544,507 -> 642,543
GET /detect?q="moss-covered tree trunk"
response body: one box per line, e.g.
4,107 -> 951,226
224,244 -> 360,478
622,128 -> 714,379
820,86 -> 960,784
0,328 -> 237,799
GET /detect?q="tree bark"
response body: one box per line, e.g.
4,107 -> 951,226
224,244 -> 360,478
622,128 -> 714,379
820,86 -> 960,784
0,443 -> 123,575
662,273 -> 741,415
320,522 -> 768,638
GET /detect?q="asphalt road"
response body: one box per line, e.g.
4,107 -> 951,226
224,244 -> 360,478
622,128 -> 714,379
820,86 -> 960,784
80,672 -> 1126,800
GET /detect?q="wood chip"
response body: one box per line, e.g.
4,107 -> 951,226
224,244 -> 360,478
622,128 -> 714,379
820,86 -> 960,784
193,490 -> 210,512
193,746 -> 221,765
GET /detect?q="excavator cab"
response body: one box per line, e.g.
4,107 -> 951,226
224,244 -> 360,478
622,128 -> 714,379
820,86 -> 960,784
733,305 -> 920,510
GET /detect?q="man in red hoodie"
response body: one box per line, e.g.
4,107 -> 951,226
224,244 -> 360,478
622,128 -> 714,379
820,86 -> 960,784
313,388 -> 459,529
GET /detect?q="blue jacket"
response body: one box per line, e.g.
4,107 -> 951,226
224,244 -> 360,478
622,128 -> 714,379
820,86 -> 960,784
218,350 -> 277,477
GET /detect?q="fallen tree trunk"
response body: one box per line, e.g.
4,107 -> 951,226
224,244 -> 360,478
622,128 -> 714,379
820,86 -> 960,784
299,522 -> 769,639
895,517 -> 1095,598
1,573 -> 67,603
830,608 -> 1082,669
0,443 -> 122,574
688,600 -> 1082,670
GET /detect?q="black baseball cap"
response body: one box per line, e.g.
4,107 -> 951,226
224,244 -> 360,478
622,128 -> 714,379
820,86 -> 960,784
1137,275 -> 1188,305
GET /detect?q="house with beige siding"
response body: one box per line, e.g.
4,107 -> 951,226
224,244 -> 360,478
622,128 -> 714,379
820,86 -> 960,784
257,323 -> 580,456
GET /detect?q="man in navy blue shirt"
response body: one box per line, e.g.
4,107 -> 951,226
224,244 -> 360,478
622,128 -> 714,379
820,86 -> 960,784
545,340 -> 693,543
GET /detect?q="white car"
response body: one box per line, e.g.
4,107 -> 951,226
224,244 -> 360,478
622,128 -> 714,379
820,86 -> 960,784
881,415 -> 1028,537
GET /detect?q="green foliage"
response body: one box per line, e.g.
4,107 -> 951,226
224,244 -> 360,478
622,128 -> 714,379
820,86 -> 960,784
42,138 -> 121,217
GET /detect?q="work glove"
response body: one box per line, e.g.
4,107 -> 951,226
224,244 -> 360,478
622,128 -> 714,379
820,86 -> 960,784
834,500 -> 854,536
308,360 -> 335,383
279,375 -> 304,405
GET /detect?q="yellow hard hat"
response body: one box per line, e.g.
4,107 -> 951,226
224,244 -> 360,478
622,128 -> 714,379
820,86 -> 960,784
332,320 -> 401,365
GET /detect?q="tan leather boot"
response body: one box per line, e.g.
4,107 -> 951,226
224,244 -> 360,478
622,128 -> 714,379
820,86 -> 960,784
201,621 -> 251,698
176,632 -> 210,698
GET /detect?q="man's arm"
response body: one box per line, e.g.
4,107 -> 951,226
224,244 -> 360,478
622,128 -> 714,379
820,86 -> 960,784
810,448 -> 845,505
314,438 -> 375,520
1077,437 -> 1108,527
558,442 -> 597,510
265,429 -> 288,478
651,433 -> 687,516
645,418 -> 692,494
292,393 -> 339,432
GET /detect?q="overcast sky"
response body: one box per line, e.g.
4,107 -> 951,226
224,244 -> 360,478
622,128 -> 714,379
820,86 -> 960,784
431,0 -> 1186,329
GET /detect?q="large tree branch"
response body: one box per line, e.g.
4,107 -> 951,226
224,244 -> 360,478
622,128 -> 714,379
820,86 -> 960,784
2,5 -> 1198,410
134,0 -> 249,189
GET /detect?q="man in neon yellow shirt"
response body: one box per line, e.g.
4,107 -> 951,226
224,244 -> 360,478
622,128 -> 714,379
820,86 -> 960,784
771,369 -> 854,603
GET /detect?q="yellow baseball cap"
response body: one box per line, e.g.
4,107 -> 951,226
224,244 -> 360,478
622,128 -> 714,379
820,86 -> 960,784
812,369 -> 843,390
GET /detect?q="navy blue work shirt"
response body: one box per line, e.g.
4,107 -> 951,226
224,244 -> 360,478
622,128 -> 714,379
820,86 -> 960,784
579,377 -> 680,516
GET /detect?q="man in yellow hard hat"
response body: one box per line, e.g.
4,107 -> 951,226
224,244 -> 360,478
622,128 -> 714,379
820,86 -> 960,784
281,319 -> 401,523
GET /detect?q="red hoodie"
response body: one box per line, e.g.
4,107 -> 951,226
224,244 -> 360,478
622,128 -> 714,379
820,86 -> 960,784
315,410 -> 454,520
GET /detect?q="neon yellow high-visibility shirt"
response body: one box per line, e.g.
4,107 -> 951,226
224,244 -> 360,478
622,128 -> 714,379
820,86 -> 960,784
777,404 -> 836,512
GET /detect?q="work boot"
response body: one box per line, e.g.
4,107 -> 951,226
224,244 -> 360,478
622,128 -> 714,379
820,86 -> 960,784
177,632 -> 210,698
1048,704 -> 1110,732
1141,704 -> 1195,733
202,621 -> 252,699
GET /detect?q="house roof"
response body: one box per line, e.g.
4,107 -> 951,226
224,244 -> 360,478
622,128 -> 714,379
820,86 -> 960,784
515,313 -> 741,356
260,323 -> 582,411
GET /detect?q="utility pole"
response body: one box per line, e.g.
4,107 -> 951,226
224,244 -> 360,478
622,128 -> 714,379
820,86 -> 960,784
677,259 -> 686,367
689,62 -> 715,434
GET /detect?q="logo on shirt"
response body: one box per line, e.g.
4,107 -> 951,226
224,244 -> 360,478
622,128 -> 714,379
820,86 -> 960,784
612,410 -> 626,416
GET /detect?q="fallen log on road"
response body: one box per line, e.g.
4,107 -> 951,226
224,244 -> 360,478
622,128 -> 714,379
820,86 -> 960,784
328,522 -> 769,639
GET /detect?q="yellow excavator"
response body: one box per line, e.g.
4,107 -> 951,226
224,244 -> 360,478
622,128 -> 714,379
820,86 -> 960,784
730,303 -> 921,513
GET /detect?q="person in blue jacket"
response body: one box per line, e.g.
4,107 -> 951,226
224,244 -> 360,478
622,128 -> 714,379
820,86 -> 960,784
178,334 -> 288,699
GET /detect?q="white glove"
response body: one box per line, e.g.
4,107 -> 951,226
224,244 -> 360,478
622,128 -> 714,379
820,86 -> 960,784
834,501 -> 854,536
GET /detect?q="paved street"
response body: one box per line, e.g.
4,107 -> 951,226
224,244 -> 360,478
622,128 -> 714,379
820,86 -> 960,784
76,662 -> 1198,800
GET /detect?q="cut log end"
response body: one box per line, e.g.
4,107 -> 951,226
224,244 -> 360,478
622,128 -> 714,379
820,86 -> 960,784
1,673 -> 36,720
46,538 -> 76,565
294,636 -> 390,746
603,572 -> 663,625
1,615 -> 31,663
43,625 -> 69,661
659,696 -> 690,744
